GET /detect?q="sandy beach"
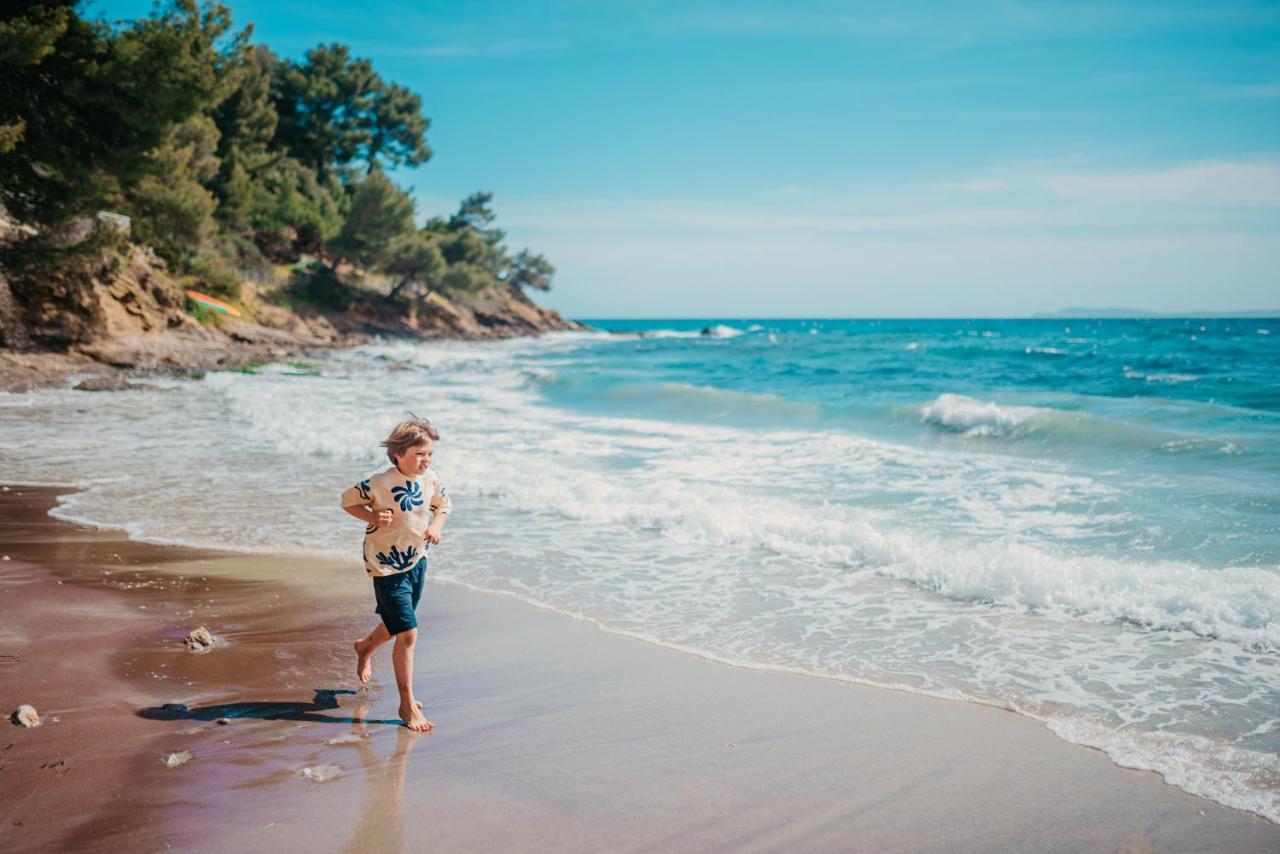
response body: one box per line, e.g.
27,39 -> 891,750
1,484 -> 1277,853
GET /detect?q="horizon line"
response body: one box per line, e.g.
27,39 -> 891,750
570,312 -> 1280,321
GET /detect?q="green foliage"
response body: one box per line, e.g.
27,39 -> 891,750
122,115 -> 222,266
1,1 -> 554,323
211,42 -> 280,229
327,170 -> 414,268
385,231 -> 446,300
247,157 -> 345,256
187,254 -> 242,301
505,249 -> 555,292
440,228 -> 489,267
284,261 -> 356,311
449,191 -> 496,231
443,191 -> 510,280
0,1 -> 238,226
440,262 -> 491,295
272,43 -> 429,177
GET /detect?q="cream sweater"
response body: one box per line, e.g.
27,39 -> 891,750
340,465 -> 452,576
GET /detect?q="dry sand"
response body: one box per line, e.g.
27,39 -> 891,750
0,485 -> 1277,853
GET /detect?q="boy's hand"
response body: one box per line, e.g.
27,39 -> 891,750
374,509 -> 394,528
424,526 -> 442,545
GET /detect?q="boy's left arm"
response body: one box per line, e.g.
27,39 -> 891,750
424,474 -> 452,545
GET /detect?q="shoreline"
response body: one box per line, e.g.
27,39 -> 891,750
3,485 -> 1279,852
0,319 -> 581,394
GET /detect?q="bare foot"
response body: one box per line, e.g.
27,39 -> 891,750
399,699 -> 433,732
354,639 -> 374,683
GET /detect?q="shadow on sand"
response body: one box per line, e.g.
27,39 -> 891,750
137,688 -> 405,727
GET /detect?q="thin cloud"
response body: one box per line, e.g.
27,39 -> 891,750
668,1 -> 1278,44
1199,82 -> 1280,101
484,197 -> 1053,233
1040,160 -> 1280,207
374,38 -> 570,58
929,180 -> 1009,193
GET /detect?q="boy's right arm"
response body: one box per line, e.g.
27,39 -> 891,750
343,505 -> 392,526
340,481 -> 392,528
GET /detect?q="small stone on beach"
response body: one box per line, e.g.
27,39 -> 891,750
184,626 -> 216,653
163,750 -> 192,767
10,705 -> 40,728
296,764 -> 341,782
215,717 -> 231,726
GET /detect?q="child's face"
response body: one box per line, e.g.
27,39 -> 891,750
394,441 -> 434,476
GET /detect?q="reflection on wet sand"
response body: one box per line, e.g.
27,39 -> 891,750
345,700 -> 426,854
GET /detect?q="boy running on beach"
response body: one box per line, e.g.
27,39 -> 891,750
341,417 -> 452,731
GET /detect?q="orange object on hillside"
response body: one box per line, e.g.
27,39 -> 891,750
184,289 -> 241,317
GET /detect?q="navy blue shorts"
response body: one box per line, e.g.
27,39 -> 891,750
372,559 -> 426,635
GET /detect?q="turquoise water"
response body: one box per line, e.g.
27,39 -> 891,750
0,318 -> 1276,820
558,319 -> 1280,568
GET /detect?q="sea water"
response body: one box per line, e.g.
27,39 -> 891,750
1,318 -> 1277,820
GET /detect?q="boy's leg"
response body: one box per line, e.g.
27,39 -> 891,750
392,628 -> 432,731
354,622 -> 392,683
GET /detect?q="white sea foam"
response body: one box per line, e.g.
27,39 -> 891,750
1045,717 -> 1280,823
919,393 -> 1043,437
1125,370 -> 1198,384
636,325 -> 747,340
703,324 -> 746,338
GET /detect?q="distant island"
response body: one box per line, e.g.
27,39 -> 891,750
1034,308 -> 1280,319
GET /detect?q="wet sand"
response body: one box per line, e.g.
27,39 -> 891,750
1,485 -> 1277,852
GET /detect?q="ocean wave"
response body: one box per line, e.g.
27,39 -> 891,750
862,526 -> 1280,651
1124,370 -> 1198,384
920,393 -> 1046,437
703,324 -> 747,338
446,445 -> 1280,651
638,324 -> 749,340
916,393 -> 1233,456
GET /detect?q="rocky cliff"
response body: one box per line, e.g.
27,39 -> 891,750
0,239 -> 584,391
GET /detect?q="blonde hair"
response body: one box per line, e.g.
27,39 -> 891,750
382,416 -> 440,463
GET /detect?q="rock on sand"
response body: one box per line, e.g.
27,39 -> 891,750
184,626 -> 216,653
10,704 -> 41,727
163,750 -> 193,767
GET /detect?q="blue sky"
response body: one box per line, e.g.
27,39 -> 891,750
94,1 -> 1279,317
